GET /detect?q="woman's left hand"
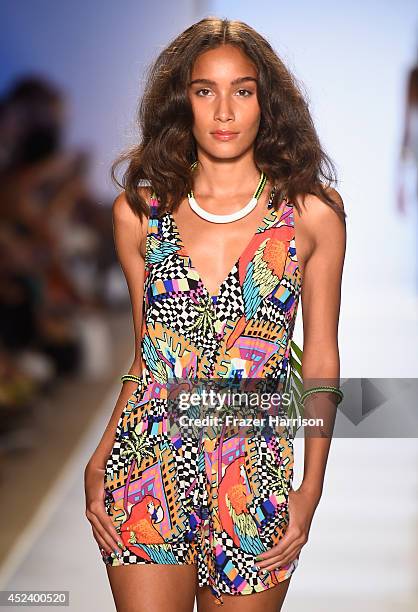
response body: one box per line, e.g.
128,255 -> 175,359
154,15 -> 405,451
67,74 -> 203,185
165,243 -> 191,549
254,485 -> 321,573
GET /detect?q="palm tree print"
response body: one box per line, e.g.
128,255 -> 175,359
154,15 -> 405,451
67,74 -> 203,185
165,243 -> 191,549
264,450 -> 287,503
121,424 -> 156,515
185,293 -> 216,334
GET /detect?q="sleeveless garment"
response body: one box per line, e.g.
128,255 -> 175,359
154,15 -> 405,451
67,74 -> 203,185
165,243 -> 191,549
102,184 -> 303,606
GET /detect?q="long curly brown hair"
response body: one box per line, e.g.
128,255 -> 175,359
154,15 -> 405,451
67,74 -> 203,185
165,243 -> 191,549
111,16 -> 346,223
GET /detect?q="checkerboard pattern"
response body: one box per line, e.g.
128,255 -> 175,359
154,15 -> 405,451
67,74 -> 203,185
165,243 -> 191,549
101,184 -> 302,606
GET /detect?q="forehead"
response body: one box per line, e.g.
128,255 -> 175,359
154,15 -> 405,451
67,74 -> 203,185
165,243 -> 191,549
190,45 -> 257,79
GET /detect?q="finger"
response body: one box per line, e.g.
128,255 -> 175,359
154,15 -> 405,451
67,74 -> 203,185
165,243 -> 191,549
90,513 -> 123,556
268,532 -> 306,566
93,503 -> 127,551
100,509 -> 128,551
259,555 -> 298,573
93,520 -> 121,558
92,526 -> 113,557
87,500 -> 126,551
255,534 -> 295,564
258,544 -> 302,572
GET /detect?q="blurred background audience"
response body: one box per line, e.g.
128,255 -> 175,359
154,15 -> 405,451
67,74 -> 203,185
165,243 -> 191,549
0,74 -> 126,467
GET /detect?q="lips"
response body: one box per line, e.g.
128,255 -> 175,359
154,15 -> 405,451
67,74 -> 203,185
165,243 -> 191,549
211,131 -> 239,141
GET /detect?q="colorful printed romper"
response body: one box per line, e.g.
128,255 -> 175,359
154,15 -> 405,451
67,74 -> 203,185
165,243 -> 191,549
102,183 -> 303,606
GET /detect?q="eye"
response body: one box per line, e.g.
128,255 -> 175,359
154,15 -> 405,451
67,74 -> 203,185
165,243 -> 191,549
195,88 -> 213,96
194,88 -> 254,97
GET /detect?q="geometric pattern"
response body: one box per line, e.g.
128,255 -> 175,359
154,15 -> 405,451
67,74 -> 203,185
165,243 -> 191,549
101,185 -> 303,605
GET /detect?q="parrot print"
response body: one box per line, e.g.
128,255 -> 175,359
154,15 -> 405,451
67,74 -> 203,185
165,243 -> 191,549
101,183 -> 302,606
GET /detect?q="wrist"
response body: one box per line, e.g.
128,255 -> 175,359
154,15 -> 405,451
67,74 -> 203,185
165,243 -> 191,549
297,480 -> 323,503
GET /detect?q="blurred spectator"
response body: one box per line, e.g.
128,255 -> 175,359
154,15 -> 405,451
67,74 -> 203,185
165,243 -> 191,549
399,53 -> 418,212
398,51 -> 418,290
0,74 -> 122,462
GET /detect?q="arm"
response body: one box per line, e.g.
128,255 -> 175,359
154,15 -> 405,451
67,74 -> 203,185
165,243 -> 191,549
297,188 -> 346,502
400,72 -> 412,160
254,188 -> 346,573
398,71 -> 413,213
86,187 -> 150,471
84,187 -> 150,558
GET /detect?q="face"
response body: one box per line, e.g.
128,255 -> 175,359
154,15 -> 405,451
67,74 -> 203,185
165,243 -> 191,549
188,44 -> 261,160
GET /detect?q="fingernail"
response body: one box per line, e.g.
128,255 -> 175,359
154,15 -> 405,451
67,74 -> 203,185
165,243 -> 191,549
117,540 -> 124,549
251,565 -> 260,571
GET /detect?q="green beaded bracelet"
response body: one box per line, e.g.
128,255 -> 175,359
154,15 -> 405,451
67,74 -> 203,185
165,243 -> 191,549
300,385 -> 343,406
121,374 -> 142,384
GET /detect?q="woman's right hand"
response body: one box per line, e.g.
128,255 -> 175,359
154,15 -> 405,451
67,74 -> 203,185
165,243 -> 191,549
84,462 -> 127,559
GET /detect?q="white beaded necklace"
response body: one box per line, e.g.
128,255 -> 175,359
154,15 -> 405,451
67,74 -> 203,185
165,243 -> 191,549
187,161 -> 267,224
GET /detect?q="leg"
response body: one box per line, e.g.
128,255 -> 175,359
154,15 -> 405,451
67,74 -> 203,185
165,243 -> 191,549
196,577 -> 292,612
106,563 -> 198,612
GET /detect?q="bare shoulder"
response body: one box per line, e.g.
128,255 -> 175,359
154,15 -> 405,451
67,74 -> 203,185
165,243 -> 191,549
112,187 -> 150,228
292,187 -> 346,275
295,186 -> 344,217
294,188 -> 345,239
112,187 -> 151,251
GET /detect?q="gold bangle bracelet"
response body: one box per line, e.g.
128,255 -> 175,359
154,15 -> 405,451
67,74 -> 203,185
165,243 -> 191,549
121,374 -> 142,384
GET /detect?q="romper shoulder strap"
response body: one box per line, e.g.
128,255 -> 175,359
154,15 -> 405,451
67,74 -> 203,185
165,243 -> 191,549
137,178 -> 159,214
137,179 -> 160,247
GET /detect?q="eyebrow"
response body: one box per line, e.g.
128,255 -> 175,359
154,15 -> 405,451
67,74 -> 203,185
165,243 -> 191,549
188,76 -> 258,86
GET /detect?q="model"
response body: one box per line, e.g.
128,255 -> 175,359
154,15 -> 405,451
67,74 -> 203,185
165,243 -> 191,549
84,16 -> 346,612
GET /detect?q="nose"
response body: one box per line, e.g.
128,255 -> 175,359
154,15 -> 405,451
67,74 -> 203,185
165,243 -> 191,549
214,94 -> 234,122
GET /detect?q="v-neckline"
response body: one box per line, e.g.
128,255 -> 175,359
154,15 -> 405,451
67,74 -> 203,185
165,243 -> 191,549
169,187 -> 278,300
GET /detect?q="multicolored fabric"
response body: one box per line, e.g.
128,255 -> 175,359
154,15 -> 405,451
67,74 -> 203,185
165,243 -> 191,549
102,185 -> 303,605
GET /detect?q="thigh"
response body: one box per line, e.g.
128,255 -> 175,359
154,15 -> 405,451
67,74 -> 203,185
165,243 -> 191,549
107,563 -> 198,612
196,577 -> 292,612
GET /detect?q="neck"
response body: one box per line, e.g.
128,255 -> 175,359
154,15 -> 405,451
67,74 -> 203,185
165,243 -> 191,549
191,155 -> 261,199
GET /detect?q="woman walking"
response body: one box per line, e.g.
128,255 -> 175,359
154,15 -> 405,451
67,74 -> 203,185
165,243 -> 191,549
85,17 -> 346,611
